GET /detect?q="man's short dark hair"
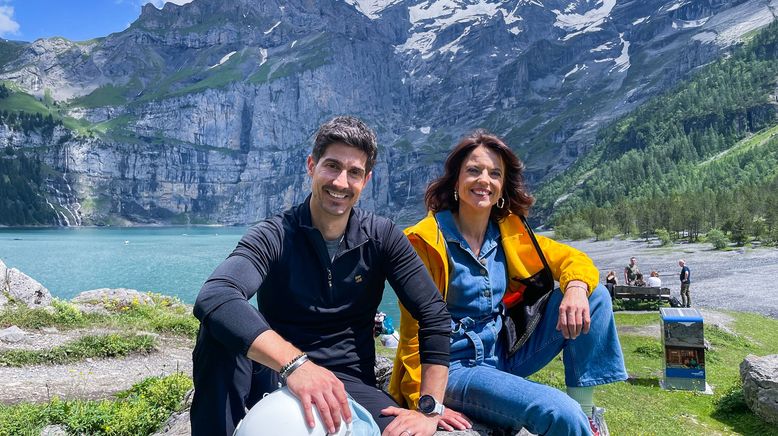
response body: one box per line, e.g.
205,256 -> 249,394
312,116 -> 378,173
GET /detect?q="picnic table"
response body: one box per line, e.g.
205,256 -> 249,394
611,285 -> 680,306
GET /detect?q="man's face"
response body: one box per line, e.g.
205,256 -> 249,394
630,257 -> 637,266
307,142 -> 372,219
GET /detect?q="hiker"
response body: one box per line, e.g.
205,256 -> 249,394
624,257 -> 640,285
191,116 -> 457,436
389,130 -> 627,436
679,259 -> 691,307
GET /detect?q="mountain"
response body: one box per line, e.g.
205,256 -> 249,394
0,0 -> 775,225
535,19 -> 778,243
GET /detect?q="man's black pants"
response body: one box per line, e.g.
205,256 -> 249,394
190,324 -> 399,436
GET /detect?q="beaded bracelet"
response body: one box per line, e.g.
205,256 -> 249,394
280,353 -> 309,381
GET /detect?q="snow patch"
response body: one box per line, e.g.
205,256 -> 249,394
553,0 -> 617,31
610,33 -> 630,73
673,17 -> 710,29
344,0 -> 403,19
666,1 -> 689,12
290,40 -> 297,48
209,51 -> 237,69
420,126 -> 431,134
563,63 -> 587,80
591,42 -> 613,52
259,48 -> 268,67
264,21 -> 281,35
632,16 -> 649,25
398,0 -> 502,58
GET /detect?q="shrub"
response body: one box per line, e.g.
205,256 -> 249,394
655,228 -> 672,246
553,219 -> 594,240
706,229 -> 729,250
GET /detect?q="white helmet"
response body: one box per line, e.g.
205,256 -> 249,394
234,387 -> 353,436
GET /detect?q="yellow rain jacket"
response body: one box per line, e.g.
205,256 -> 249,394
387,212 -> 600,408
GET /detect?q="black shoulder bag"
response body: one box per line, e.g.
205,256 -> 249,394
502,216 -> 555,357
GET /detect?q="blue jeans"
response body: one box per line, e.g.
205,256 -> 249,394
444,285 -> 627,435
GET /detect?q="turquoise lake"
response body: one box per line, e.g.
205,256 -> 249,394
0,227 -> 402,324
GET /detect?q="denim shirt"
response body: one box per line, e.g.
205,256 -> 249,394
436,211 -> 507,366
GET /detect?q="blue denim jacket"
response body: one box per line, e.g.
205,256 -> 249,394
436,211 -> 507,366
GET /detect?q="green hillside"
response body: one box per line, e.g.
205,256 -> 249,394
535,21 -> 778,245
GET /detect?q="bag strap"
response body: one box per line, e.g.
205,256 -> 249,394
519,215 -> 553,282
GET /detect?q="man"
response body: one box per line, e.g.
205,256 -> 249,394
624,256 -> 640,285
191,116 -> 454,436
679,259 -> 691,307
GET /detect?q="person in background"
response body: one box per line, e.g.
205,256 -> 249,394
646,271 -> 662,288
191,116 -> 455,436
605,270 -> 618,298
679,259 -> 692,307
624,257 -> 640,285
389,130 -> 627,436
633,272 -> 646,287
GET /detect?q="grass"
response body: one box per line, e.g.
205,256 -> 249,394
375,307 -> 778,435
0,333 -> 156,367
0,373 -> 192,436
526,310 -> 778,435
0,294 -> 199,339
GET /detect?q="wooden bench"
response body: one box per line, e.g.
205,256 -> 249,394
612,285 -> 676,305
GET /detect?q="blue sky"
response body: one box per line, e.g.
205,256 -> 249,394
0,0 -> 193,42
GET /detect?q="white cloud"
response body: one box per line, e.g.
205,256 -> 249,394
0,5 -> 20,37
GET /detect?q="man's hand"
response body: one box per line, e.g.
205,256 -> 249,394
437,407 -> 472,431
380,407 -> 439,436
556,285 -> 591,340
285,360 -> 352,434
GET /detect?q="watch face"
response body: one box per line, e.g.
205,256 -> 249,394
418,395 -> 435,414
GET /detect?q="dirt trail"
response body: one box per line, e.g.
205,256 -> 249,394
0,329 -> 192,404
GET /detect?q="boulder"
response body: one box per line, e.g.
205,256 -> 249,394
71,288 -> 154,313
153,389 -> 193,436
39,425 -> 68,436
0,259 -> 52,309
740,354 -> 778,425
0,326 -> 26,343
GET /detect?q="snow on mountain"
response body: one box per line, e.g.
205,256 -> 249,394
397,0 -> 525,58
344,0 -> 403,19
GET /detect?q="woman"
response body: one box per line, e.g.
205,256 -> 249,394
605,270 -> 618,298
647,271 -> 662,288
389,130 -> 627,435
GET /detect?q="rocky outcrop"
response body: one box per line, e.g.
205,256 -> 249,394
71,288 -> 156,314
0,259 -> 52,309
740,354 -> 778,425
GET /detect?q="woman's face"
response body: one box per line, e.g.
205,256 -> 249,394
455,145 -> 505,215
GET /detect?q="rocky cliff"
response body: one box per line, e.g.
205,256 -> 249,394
1,0 -> 776,225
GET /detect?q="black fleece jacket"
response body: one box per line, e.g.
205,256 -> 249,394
194,197 -> 451,384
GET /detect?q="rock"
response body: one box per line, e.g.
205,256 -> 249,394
39,425 -> 68,436
375,356 -> 393,392
740,354 -> 778,425
71,288 -> 155,313
153,389 -> 193,436
0,326 -> 26,343
0,260 -> 52,310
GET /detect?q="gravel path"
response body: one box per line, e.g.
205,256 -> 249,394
566,238 -> 778,319
0,331 -> 192,404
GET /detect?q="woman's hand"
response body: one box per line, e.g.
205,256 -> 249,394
556,282 -> 591,339
438,407 -> 472,431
